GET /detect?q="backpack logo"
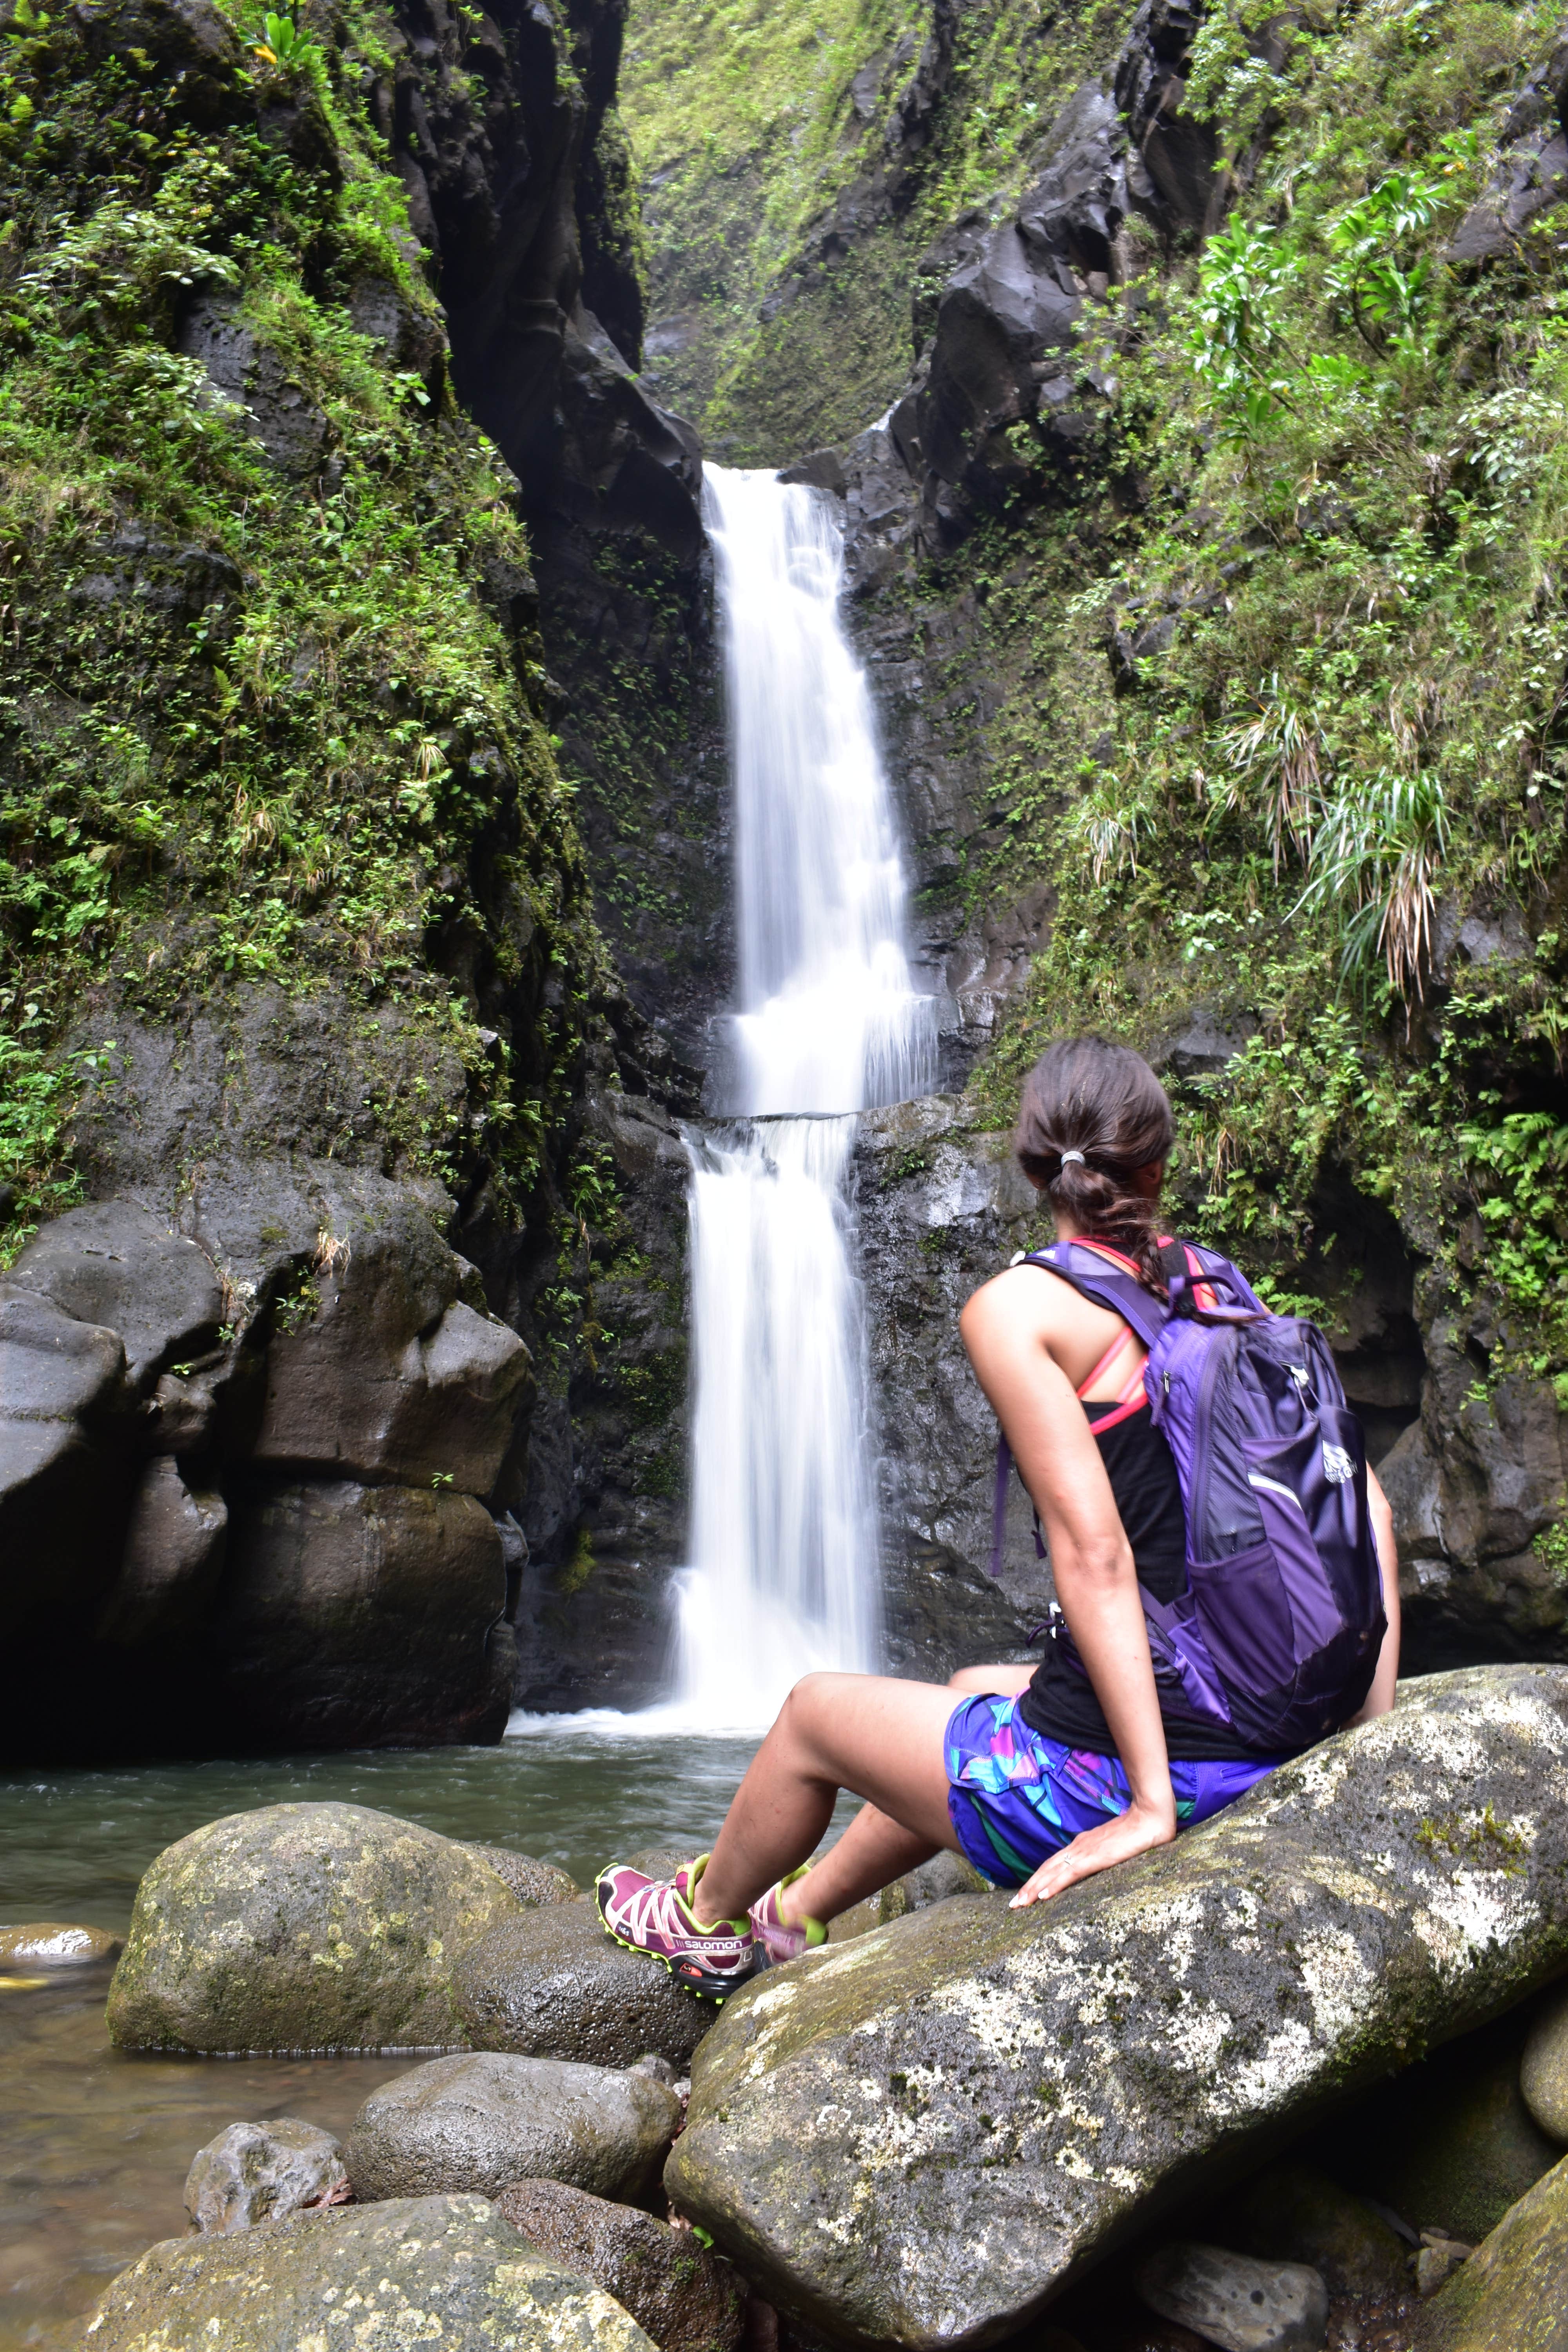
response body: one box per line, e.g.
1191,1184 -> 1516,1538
1322,1443 -> 1355,1486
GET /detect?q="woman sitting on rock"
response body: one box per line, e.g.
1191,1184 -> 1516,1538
597,1036 -> 1402,1999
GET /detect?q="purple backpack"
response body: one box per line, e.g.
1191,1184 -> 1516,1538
994,1236 -> 1386,1754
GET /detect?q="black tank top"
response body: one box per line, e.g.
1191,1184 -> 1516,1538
1016,1401 -> 1261,1761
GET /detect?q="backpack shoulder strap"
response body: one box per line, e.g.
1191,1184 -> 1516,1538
1016,1239 -> 1169,1350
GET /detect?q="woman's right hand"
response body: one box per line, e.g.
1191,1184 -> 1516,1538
1007,1795 -> 1177,1909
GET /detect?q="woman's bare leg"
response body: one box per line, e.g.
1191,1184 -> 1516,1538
948,1662 -> 1036,1695
690,1672 -> 958,1927
778,1664 -> 1035,1921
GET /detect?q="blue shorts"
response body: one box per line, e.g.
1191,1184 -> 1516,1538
944,1691 -> 1282,1888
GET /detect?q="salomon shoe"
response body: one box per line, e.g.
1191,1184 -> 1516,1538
595,1854 -> 755,2002
749,1867 -> 828,1968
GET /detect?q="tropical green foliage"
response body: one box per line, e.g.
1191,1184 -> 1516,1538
0,0 -> 608,1253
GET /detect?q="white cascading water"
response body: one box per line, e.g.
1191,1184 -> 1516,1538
671,464 -> 935,1728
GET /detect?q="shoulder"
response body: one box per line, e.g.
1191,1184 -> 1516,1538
961,1258 -> 1086,1337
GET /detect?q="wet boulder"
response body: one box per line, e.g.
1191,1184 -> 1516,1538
212,1481 -> 512,1749
668,1667 -> 1568,2350
105,1800 -> 520,2053
462,1846 -> 581,1907
453,1900 -> 715,2070
80,2194 -> 656,2352
185,2117 -> 349,2233
1417,2151 -> 1568,2350
0,1922 -> 121,1967
345,2051 -> 681,2203
496,2178 -> 746,2352
1135,2242 -> 1329,2351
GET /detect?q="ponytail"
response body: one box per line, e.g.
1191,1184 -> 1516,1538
1014,1038 -> 1174,1294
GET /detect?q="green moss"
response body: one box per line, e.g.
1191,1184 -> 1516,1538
0,0 -> 611,1263
622,0 -> 1129,459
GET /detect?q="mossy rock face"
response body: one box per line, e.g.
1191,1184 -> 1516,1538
105,1801 -> 520,2053
668,1668 -> 1568,2351
1418,2153 -> 1568,2352
80,2193 -> 657,2352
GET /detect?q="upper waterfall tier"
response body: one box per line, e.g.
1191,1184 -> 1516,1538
702,465 -> 935,1117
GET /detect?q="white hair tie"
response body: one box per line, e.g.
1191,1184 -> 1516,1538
1059,1149 -> 1085,1165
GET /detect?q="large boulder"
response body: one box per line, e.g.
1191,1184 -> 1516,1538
1523,1980 -> 1568,2141
94,1454 -> 227,1645
105,1801 -> 520,2053
345,2051 -> 681,2203
249,1197 -> 530,1493
212,1481 -> 512,1748
667,1668 -> 1568,2350
0,1285 -> 134,1640
496,2178 -> 747,2352
4,1198 -> 223,1391
454,1900 -> 716,2070
79,2193 -> 657,2352
1417,2152 -> 1568,2350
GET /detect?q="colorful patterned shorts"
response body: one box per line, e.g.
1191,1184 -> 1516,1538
944,1691 -> 1282,1888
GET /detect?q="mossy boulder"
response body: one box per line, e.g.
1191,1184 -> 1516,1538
668,1667 -> 1568,2350
80,2193 -> 656,2352
105,1801 -> 520,2053
1417,2153 -> 1568,2352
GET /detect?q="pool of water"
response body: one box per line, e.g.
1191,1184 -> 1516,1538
0,1720 -> 779,2352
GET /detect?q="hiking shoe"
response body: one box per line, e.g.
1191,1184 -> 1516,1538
749,1866 -> 828,1968
595,1854 -> 755,2002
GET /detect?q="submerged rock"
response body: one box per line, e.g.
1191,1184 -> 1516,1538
1135,2242 -> 1328,2352
345,2051 -> 681,2203
106,1801 -> 519,2053
81,2193 -> 655,2352
1417,2152 -> 1568,2349
184,2118 -> 349,2233
496,2178 -> 747,2352
0,1922 -> 120,1967
454,1900 -> 713,2069
1522,1980 -> 1568,2143
668,1668 -> 1568,2349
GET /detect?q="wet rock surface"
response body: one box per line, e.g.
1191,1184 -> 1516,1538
496,2178 -> 747,2352
80,2192 -> 657,2352
454,1897 -> 715,2071
0,1922 -> 121,1968
105,1801 -> 519,2053
1417,2152 -> 1568,2350
1135,2242 -> 1329,2352
464,1847 -> 581,1908
1212,2161 -> 1408,2302
668,1668 -> 1568,2350
345,2051 -> 681,2204
184,2117 -> 349,2234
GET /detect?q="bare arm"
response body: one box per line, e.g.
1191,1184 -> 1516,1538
1346,1465 -> 1401,1724
960,1270 -> 1176,1907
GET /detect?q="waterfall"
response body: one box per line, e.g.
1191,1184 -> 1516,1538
671,465 -> 935,1729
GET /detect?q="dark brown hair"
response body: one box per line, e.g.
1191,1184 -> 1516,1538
1014,1037 -> 1175,1292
